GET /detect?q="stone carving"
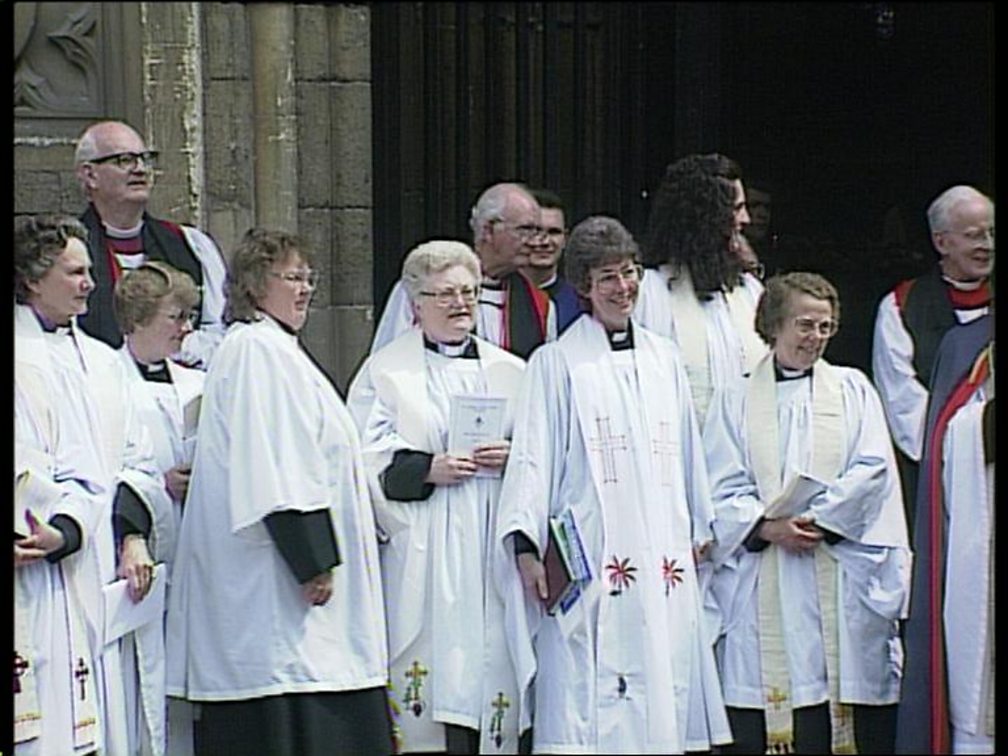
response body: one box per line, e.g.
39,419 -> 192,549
14,2 -> 101,116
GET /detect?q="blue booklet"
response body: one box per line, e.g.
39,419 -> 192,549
544,509 -> 593,615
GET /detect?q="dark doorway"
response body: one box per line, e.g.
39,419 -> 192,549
370,2 -> 993,373
720,2 -> 993,372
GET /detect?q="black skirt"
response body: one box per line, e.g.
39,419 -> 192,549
194,686 -> 394,755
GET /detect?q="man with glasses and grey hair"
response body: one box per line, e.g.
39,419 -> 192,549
871,184 -> 993,533
74,120 -> 227,369
370,182 -> 557,358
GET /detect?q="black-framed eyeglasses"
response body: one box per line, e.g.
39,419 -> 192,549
269,269 -> 319,288
419,285 -> 480,307
87,150 -> 159,170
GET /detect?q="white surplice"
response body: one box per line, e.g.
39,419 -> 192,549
165,315 -> 388,703
347,329 -> 526,753
15,303 -> 170,756
175,225 -> 227,370
493,315 -> 730,754
942,384 -> 994,748
703,358 -> 911,718
634,265 -> 767,427
871,286 -> 989,461
117,347 -> 205,580
117,347 -> 205,756
15,387 -> 103,755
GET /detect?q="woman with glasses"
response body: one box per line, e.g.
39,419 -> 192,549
702,272 -> 911,754
113,262 -> 204,755
348,240 -> 527,754
493,216 -> 731,753
165,229 -> 392,755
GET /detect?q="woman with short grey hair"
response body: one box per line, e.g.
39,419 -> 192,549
348,238 -> 527,753
400,239 -> 481,302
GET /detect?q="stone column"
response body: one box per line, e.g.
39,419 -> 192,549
249,4 -> 299,231
140,2 -> 206,225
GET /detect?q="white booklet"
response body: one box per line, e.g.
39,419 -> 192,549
764,472 -> 829,520
447,394 -> 506,478
14,468 -> 63,539
102,563 -> 167,646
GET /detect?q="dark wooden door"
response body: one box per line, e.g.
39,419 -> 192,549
371,2 -> 662,313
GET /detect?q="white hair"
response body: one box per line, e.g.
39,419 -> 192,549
73,121 -> 146,166
468,182 -> 535,242
401,240 -> 481,301
927,185 -> 992,233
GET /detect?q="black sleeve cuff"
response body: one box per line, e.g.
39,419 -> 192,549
744,517 -> 770,552
818,526 -> 845,545
512,530 -> 539,557
45,514 -> 83,562
381,449 -> 436,501
264,509 -> 342,583
112,483 -> 152,544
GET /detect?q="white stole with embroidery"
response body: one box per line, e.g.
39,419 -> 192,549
745,354 -> 855,754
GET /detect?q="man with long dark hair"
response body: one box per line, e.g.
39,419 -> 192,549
635,153 -> 768,426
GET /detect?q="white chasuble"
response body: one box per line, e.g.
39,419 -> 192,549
117,348 -> 205,580
494,316 -> 730,754
348,329 -> 525,753
117,348 -> 205,756
634,266 -> 767,425
704,355 -> 911,753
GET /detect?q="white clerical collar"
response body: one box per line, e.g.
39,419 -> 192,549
424,335 -> 478,358
942,274 -> 984,291
481,276 -> 505,291
605,321 -> 634,351
774,360 -> 812,381
103,219 -> 145,239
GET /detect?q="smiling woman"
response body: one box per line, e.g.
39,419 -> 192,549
704,269 -> 910,755
754,272 -> 841,372
346,238 -> 528,753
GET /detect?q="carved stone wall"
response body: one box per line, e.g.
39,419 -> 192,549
13,2 -> 376,391
14,2 -> 143,216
